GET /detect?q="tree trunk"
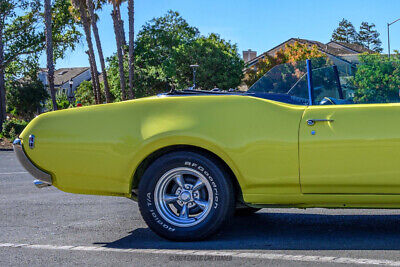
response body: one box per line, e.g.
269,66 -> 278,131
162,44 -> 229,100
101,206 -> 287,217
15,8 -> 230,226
44,0 -> 57,111
116,6 -> 127,48
77,1 -> 101,104
111,7 -> 127,101
86,0 -> 111,103
0,19 -> 5,131
85,50 -> 98,103
85,50 -> 97,104
127,0 -> 135,99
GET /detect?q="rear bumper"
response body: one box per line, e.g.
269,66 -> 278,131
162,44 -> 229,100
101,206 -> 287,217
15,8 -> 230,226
13,138 -> 52,185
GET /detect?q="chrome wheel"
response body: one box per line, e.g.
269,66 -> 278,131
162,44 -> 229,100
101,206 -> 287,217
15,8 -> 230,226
154,167 -> 213,227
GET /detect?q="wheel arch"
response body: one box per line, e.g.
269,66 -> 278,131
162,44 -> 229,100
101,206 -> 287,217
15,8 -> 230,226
130,145 -> 243,202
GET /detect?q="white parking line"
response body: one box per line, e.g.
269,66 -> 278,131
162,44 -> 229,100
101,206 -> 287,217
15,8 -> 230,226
0,171 -> 28,175
0,242 -> 399,265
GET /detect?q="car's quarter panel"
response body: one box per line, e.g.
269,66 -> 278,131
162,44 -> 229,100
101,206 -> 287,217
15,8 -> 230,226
299,103 -> 400,194
19,96 -> 305,201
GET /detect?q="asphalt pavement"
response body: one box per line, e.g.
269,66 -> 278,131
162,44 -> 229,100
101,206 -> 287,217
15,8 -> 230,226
1,150 -> 400,266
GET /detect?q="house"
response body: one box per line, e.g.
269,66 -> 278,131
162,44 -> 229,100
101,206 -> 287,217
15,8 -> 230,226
243,38 -> 374,76
37,67 -> 92,96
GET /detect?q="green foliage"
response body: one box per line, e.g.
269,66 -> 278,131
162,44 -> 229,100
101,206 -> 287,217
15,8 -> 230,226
56,93 -> 71,109
5,60 -> 45,118
1,0 -> 81,129
350,53 -> 400,103
51,0 -> 82,61
358,22 -> 383,53
1,118 -> 28,140
331,18 -> 358,43
107,55 -> 132,101
107,10 -> 244,98
175,33 -> 244,90
5,54 -> 40,80
134,10 -> 199,91
331,19 -> 382,53
45,92 -> 71,110
6,76 -> 48,120
75,80 -> 107,105
2,0 -> 81,69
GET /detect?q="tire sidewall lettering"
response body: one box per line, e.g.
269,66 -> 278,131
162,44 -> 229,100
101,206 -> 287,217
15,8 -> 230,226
185,161 -> 219,209
139,152 -> 233,240
146,192 -> 175,231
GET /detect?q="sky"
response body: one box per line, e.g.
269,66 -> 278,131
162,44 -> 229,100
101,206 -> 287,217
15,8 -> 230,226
51,0 -> 400,69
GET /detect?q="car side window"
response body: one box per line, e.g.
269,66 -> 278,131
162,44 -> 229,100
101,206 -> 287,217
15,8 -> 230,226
314,55 -> 400,105
312,66 -> 346,105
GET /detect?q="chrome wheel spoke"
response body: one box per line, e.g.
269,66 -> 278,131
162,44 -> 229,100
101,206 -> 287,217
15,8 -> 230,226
154,167 -> 214,227
180,203 -> 189,219
174,174 -> 185,188
192,179 -> 204,191
194,199 -> 208,210
164,194 -> 179,204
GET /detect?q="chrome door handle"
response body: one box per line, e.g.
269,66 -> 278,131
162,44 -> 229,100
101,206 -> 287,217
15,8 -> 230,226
307,119 -> 334,126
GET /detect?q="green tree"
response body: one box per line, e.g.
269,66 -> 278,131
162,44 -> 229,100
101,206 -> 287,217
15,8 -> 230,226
351,53 -> 400,103
134,10 -> 199,92
331,18 -> 358,43
75,80 -> 107,105
1,118 -> 28,140
175,33 -> 244,90
358,22 -> 383,53
6,78 -> 48,120
0,0 -> 80,130
45,92 -> 71,110
106,10 -> 244,98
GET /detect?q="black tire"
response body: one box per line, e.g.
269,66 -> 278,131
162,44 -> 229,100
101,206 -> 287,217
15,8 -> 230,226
235,207 -> 261,216
138,151 -> 235,241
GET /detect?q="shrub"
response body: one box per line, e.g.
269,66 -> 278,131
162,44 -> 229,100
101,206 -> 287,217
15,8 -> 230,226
75,80 -> 108,105
75,80 -> 96,106
45,92 -> 72,110
6,79 -> 48,120
1,119 -> 28,140
350,53 -> 400,103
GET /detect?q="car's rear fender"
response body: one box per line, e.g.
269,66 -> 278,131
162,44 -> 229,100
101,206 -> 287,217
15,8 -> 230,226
127,136 -> 244,199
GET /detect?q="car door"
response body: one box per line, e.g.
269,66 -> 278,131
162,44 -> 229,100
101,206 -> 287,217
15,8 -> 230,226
299,103 -> 400,194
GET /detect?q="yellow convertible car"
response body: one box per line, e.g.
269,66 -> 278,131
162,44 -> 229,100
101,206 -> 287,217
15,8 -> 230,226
13,59 -> 400,241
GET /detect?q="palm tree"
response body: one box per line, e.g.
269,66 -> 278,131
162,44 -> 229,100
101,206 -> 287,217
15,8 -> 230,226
44,0 -> 57,110
117,5 -> 126,48
0,17 -> 6,129
71,0 -> 101,104
109,0 -> 127,100
86,0 -> 111,103
112,0 -> 126,48
127,0 -> 134,99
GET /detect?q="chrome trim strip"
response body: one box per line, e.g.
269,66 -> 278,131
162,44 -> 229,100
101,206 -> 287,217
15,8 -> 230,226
13,138 -> 52,185
34,180 -> 51,188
